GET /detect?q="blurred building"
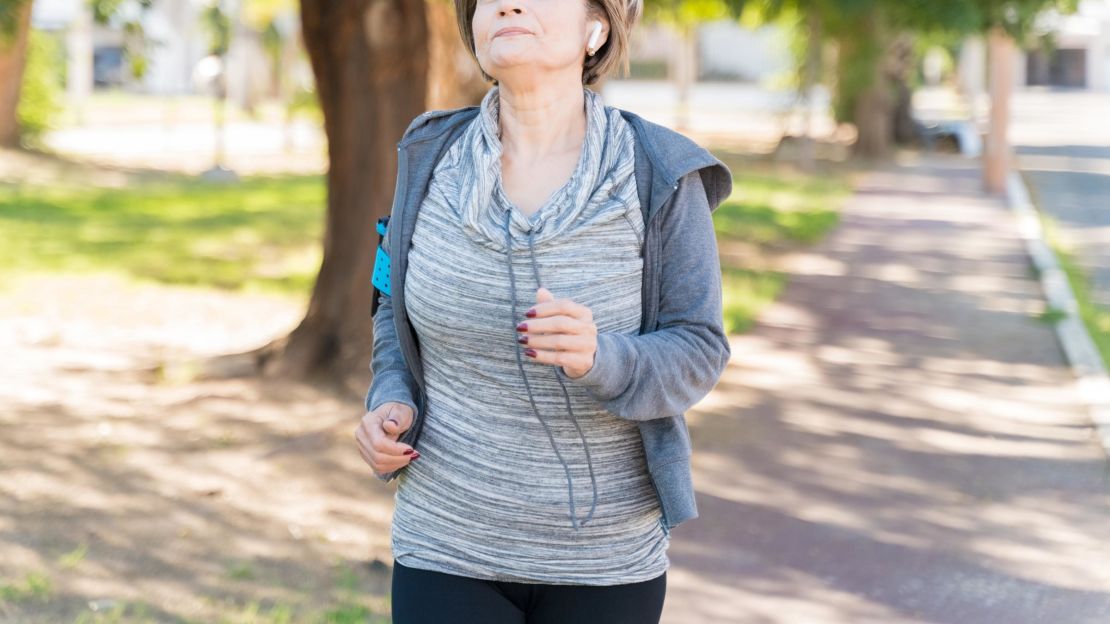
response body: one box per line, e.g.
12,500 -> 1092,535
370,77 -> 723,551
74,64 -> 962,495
628,20 -> 792,85
956,0 -> 1110,98
1020,0 -> 1110,90
30,0 -> 289,106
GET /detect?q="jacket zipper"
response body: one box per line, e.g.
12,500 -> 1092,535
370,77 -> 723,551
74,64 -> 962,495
391,141 -> 430,447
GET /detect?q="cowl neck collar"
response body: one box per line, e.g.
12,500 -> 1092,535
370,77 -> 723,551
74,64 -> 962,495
452,84 -> 634,252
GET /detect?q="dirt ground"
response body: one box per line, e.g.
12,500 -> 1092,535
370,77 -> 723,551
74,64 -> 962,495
0,271 -> 397,623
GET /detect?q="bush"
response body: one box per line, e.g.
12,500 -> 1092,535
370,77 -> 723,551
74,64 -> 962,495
18,28 -> 64,148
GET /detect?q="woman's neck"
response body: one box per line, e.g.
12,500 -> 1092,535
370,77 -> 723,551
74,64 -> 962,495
497,77 -> 588,166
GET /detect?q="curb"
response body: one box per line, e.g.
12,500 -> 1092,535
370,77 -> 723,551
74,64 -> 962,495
1006,171 -> 1110,457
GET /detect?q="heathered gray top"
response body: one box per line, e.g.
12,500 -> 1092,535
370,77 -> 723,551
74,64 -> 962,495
389,85 -> 670,584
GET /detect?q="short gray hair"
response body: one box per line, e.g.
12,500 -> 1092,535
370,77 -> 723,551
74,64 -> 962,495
454,0 -> 643,86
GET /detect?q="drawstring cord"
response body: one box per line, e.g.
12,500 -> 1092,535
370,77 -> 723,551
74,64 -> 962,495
502,207 -> 599,530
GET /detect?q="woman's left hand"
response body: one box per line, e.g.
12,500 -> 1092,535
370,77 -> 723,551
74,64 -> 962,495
516,287 -> 597,379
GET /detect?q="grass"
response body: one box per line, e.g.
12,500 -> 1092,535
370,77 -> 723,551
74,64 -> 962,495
719,267 -> 790,335
1036,209 -> 1110,369
713,163 -> 850,334
0,571 -> 52,603
0,174 -> 325,295
0,160 -> 848,336
713,170 -> 845,246
2,561 -> 391,623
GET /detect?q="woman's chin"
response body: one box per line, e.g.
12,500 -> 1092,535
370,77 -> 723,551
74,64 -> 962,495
487,49 -> 541,68
487,62 -> 541,78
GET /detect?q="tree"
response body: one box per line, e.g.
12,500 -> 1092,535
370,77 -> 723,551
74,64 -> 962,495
746,0 -> 1078,159
968,0 -> 1080,192
740,0 -> 832,168
255,0 -> 428,391
0,0 -> 32,147
0,0 -> 161,147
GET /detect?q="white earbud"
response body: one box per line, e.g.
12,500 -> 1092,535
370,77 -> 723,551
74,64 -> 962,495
587,21 -> 602,55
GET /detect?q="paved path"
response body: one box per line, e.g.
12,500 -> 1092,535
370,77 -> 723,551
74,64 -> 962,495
1013,90 -> 1110,308
665,156 -> 1110,623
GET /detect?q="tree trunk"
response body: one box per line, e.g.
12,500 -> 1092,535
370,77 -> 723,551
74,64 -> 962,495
849,8 -> 891,158
984,25 -> 1014,194
889,34 -> 917,146
0,0 -> 33,148
425,0 -> 487,109
260,0 -> 427,393
853,83 -> 891,157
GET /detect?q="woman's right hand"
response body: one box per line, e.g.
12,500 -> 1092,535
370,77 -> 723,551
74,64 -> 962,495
355,402 -> 419,477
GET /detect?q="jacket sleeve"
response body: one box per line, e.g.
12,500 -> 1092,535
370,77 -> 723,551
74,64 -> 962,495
556,170 -> 731,421
365,226 -> 421,482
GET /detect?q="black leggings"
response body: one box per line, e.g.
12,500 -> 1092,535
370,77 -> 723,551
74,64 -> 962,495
390,559 -> 667,624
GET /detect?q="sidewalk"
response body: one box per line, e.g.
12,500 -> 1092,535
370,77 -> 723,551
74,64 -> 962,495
666,155 -> 1110,623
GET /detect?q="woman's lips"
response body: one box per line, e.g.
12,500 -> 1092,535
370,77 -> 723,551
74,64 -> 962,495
494,28 -> 531,38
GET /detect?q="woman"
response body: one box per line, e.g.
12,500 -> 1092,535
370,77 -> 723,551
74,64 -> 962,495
354,0 -> 733,620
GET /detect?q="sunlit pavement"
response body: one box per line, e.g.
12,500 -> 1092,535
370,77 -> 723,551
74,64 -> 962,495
1012,89 -> 1110,309
668,154 -> 1110,623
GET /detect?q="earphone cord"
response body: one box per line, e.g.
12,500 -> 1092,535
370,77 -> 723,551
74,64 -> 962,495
502,207 -> 599,530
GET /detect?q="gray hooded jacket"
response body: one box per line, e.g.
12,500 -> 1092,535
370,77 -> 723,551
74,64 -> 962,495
366,101 -> 733,532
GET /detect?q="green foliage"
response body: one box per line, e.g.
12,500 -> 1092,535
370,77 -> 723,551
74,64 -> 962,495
90,0 -> 158,80
798,0 -> 1080,41
201,2 -> 232,57
829,8 -> 884,124
972,0 -> 1080,41
17,29 -> 64,148
643,0 -> 745,28
90,0 -> 155,24
0,0 -> 30,44
740,0 -> 1079,150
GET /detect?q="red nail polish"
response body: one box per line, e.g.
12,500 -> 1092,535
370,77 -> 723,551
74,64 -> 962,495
524,348 -> 537,357
525,308 -> 537,318
516,322 -> 527,332
403,449 -> 414,455
410,452 -> 421,460
517,335 -> 528,344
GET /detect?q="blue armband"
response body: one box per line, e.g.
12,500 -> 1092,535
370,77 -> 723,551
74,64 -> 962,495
372,216 -> 391,298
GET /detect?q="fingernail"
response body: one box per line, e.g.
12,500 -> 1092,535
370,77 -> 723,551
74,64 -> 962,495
410,452 -> 421,460
517,335 -> 528,344
516,322 -> 527,332
524,348 -> 537,357
403,449 -> 414,455
525,308 -> 537,318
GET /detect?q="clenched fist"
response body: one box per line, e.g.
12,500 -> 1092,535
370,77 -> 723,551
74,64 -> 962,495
355,401 -> 419,477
